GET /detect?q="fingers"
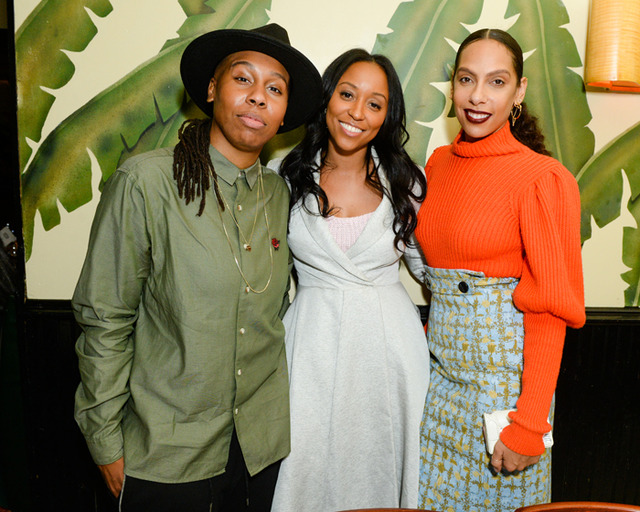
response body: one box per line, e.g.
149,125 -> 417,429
491,453 -> 541,474
502,458 -> 519,474
490,453 -> 503,473
490,441 -> 506,473
490,440 -> 543,475
108,478 -> 123,498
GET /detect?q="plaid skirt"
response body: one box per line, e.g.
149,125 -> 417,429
418,267 -> 551,512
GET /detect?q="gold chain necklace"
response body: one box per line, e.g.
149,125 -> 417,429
213,168 -> 274,294
214,170 -> 260,251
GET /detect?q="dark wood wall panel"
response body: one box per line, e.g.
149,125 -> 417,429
553,321 -> 640,503
20,302 -> 116,512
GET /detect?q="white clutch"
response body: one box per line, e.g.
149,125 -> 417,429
482,409 -> 554,454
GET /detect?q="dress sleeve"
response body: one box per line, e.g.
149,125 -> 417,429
404,164 -> 428,281
500,165 -> 586,456
72,169 -> 150,465
403,235 -> 427,282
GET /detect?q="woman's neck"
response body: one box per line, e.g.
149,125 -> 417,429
319,142 -> 382,218
323,140 -> 369,175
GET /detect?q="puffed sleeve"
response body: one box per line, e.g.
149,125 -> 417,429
500,164 -> 586,456
72,168 -> 150,465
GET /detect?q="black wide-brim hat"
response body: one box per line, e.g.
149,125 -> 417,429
180,24 -> 322,133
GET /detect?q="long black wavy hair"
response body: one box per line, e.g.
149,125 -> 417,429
453,29 -> 551,156
279,48 -> 426,249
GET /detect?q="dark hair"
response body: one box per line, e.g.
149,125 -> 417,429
453,29 -> 550,156
173,118 -> 225,216
280,48 -> 426,249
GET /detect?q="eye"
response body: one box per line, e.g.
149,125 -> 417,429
369,101 -> 382,111
492,78 -> 505,86
234,75 -> 250,84
458,76 -> 472,84
340,90 -> 354,100
268,85 -> 283,95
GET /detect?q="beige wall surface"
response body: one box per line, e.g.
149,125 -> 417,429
15,0 -> 640,306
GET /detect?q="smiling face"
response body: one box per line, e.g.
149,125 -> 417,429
325,61 -> 389,159
452,38 -> 527,142
207,50 -> 289,167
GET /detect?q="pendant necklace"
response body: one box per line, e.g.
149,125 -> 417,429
213,168 -> 274,294
214,170 -> 260,251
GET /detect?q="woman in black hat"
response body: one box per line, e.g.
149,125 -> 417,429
269,48 -> 430,511
73,24 -> 321,512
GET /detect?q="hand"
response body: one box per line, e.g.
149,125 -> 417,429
98,457 -> 124,497
490,440 -> 540,474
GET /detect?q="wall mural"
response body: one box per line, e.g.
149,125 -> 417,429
15,0 -> 640,306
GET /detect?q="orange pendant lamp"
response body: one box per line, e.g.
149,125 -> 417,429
585,0 -> 640,92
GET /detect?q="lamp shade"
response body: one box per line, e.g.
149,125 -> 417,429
585,0 -> 640,92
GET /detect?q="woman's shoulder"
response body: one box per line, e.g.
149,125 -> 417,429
265,156 -> 284,175
112,147 -> 175,188
266,156 -> 293,194
515,146 -> 577,187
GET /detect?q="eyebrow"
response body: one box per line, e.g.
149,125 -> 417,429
456,67 -> 512,77
229,60 -> 289,85
338,80 -> 388,101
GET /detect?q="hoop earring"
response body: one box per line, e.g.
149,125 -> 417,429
510,103 -> 522,126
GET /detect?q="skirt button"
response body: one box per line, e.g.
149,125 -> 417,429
458,281 -> 469,293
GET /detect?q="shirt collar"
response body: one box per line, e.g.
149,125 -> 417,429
209,145 -> 261,189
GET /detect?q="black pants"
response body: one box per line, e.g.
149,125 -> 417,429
119,430 -> 281,512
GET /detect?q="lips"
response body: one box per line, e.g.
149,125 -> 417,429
339,121 -> 364,135
238,112 -> 266,129
464,109 -> 490,124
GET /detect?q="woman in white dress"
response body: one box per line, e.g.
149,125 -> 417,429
269,49 -> 430,512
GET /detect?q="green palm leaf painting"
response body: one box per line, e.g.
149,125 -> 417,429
19,0 -> 272,259
507,0 -> 594,175
16,0 -> 114,172
373,0 -> 484,165
624,195 -> 640,307
577,121 -> 640,305
16,0 -> 639,306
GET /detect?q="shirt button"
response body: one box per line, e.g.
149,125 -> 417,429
245,286 -> 250,293
237,369 -> 242,376
237,204 -> 243,211
234,408 -> 238,415
458,281 -> 469,293
239,328 -> 245,335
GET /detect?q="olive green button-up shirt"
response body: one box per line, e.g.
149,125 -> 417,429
73,146 -> 291,483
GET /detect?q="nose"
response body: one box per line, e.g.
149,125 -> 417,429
348,100 -> 365,120
247,86 -> 266,108
469,83 -> 486,105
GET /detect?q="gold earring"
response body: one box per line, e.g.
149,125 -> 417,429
510,103 -> 522,126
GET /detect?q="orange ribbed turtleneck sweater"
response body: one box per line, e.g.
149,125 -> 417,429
415,123 -> 586,456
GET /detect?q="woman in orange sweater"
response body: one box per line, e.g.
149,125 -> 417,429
415,29 -> 585,511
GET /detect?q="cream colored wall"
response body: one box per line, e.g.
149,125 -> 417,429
16,0 -> 640,304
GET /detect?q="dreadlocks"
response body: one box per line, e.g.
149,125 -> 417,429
173,118 -> 224,216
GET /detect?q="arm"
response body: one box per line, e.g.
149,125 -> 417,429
403,163 -> 428,282
402,235 -> 427,283
497,167 -> 585,466
278,249 -> 294,319
73,169 -> 150,482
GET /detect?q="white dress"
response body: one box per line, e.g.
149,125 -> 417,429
270,162 -> 431,512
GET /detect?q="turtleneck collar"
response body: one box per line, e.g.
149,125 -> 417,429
451,122 -> 524,158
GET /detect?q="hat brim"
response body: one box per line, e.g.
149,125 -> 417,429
180,29 -> 322,133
